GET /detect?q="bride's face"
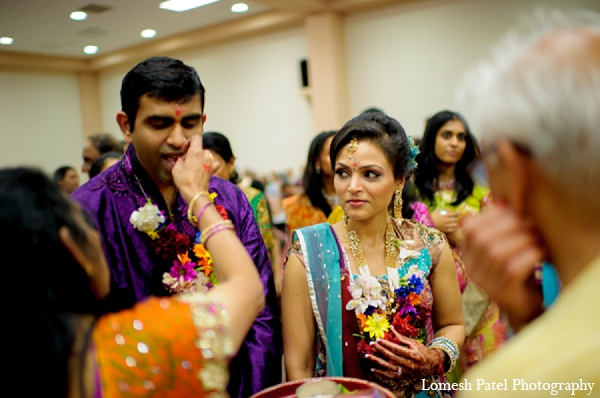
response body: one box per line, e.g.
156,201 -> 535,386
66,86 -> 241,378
334,139 -> 400,222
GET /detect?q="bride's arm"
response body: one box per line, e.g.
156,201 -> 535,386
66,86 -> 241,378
282,253 -> 316,380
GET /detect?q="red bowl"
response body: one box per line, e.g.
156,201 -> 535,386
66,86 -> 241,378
251,377 -> 395,398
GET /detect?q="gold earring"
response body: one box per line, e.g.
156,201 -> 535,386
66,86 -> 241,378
394,188 -> 403,219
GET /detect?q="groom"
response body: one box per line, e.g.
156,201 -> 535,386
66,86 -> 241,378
72,56 -> 281,397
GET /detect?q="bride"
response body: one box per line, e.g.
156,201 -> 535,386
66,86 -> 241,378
282,112 -> 465,397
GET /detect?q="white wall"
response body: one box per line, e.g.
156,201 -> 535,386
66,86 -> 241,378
0,68 -> 84,175
345,0 -> 600,139
1,0 -> 599,178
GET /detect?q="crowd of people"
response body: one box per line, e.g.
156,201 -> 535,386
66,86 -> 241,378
7,8 -> 598,398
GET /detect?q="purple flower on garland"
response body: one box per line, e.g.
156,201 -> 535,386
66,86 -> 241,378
396,296 -> 418,318
169,256 -> 198,281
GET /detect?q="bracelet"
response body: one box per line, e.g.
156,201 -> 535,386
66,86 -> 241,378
428,337 -> 459,373
187,190 -> 210,224
193,202 -> 214,226
432,348 -> 446,376
200,220 -> 235,246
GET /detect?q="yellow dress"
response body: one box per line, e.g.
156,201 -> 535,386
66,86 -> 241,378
459,256 -> 600,397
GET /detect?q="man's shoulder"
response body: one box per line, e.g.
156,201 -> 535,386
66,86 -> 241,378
209,176 -> 247,202
71,166 -> 132,211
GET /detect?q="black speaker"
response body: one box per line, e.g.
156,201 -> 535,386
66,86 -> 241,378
300,59 -> 309,88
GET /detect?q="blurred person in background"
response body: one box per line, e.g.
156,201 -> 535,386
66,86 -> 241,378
456,9 -> 600,395
54,165 -> 80,194
413,110 -> 506,380
283,130 -> 340,241
89,151 -> 123,180
81,132 -> 124,176
202,131 -> 282,295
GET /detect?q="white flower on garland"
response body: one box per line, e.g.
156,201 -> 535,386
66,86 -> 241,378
395,239 -> 420,266
130,199 -> 165,234
346,274 -> 384,315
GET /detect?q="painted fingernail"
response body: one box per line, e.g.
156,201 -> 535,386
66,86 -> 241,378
369,341 -> 375,346
364,354 -> 369,358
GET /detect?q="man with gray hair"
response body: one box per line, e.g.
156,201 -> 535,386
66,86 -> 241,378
455,9 -> 600,396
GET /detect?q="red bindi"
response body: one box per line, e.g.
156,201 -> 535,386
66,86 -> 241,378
174,104 -> 183,116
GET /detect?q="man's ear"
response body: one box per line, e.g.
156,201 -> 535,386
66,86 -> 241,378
202,113 -> 207,125
117,112 -> 133,143
493,139 -> 530,216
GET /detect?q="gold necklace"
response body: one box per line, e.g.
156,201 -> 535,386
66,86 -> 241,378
343,215 -> 398,272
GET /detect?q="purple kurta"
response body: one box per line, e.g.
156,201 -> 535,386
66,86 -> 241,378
72,144 -> 282,397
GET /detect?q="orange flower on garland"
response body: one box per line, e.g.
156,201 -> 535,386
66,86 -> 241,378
193,244 -> 213,276
407,292 -> 421,306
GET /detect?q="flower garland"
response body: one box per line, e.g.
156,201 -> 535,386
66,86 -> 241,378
130,194 -> 229,294
350,265 -> 431,356
344,220 -> 429,361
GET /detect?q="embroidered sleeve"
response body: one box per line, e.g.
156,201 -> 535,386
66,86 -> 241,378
93,295 -> 232,397
177,293 -> 233,397
415,223 -> 446,267
284,240 -> 306,270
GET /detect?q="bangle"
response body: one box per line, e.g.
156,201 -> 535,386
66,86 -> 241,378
187,190 -> 210,224
432,348 -> 446,376
428,337 -> 459,373
200,220 -> 235,246
194,202 -> 214,226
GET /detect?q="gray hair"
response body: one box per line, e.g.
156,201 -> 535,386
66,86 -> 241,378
456,8 -> 600,190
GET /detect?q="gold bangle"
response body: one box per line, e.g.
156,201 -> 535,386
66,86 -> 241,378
187,190 -> 210,224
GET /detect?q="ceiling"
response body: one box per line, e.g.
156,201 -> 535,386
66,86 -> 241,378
0,0 -> 272,58
0,0 -> 409,65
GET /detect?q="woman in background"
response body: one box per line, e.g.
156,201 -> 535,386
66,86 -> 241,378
283,130 -> 341,240
3,138 -> 264,397
202,132 -> 280,294
53,165 -> 80,194
413,110 -> 506,380
89,151 -> 123,179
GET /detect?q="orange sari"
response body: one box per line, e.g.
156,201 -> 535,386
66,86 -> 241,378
93,294 -> 232,397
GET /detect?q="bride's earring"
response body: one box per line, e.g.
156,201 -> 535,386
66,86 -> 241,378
394,188 -> 403,219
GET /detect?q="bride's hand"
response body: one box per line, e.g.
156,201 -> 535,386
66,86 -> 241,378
366,327 -> 442,379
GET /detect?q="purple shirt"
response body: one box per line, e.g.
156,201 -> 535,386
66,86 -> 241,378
72,144 -> 281,397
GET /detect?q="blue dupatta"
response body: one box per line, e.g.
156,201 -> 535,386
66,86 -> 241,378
293,223 -> 344,376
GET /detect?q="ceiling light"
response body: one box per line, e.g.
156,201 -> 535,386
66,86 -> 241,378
231,3 -> 248,13
0,37 -> 14,45
141,29 -> 157,39
84,45 -> 98,55
70,11 -> 88,21
160,0 -> 219,12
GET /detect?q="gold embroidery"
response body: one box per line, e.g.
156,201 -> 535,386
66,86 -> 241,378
178,293 -> 233,397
